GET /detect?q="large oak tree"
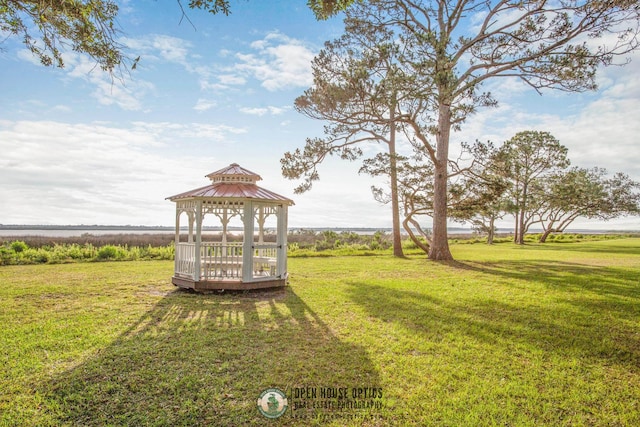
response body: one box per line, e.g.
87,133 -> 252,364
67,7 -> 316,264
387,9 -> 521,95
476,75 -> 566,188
341,0 -> 640,260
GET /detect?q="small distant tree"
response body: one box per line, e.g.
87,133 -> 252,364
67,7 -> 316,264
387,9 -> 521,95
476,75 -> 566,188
536,168 -> 640,242
453,141 -> 510,244
361,151 -> 434,253
498,131 -> 570,244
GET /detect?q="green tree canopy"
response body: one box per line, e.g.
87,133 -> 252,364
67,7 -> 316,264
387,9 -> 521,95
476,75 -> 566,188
498,131 -> 570,244
536,168 -> 640,242
1,0 -> 353,73
1,0 -> 122,71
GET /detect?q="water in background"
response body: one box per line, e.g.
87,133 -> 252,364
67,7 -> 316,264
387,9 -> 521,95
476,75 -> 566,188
0,227 -> 471,237
0,227 -> 619,238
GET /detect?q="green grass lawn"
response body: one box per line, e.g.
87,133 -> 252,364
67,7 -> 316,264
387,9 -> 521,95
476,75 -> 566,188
1,239 -> 639,426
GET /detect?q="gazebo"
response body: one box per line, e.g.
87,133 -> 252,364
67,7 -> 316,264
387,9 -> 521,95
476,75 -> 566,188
167,163 -> 294,291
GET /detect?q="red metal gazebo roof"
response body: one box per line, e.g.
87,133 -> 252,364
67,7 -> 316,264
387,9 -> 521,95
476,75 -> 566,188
167,163 -> 293,205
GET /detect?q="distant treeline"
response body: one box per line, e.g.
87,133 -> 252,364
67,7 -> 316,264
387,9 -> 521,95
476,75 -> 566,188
1,231 -> 637,266
1,233 -> 177,249
0,225 -> 174,230
0,230 -> 393,250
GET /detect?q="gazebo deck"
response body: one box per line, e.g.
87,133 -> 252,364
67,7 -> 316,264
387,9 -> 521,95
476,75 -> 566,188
171,276 -> 286,291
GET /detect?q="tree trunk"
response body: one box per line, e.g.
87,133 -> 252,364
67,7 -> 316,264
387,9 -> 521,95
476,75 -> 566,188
516,182 -> 528,245
403,216 -> 430,254
539,228 -> 553,243
513,181 -> 519,243
487,216 -> 495,245
428,102 -> 453,261
389,101 -> 404,257
517,209 -> 526,244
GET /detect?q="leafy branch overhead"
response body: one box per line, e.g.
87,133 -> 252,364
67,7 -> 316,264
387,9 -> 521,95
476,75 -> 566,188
1,0 -> 353,73
1,0 -> 122,71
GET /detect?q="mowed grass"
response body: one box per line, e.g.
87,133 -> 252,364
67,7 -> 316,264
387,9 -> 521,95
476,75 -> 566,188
1,238 -> 639,426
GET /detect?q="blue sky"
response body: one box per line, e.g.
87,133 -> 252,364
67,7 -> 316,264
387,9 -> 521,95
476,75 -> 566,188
1,0 -> 639,230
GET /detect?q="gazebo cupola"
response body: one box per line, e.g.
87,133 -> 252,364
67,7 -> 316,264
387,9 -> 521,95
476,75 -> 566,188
167,163 -> 294,291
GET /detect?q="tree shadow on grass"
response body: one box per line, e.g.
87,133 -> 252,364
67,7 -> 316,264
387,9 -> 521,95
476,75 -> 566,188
459,259 -> 640,312
529,239 -> 640,255
43,288 -> 380,426
345,257 -> 640,367
345,279 -> 640,424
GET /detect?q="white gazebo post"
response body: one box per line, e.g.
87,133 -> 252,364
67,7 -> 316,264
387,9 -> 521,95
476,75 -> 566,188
242,200 -> 255,283
167,163 -> 294,292
194,200 -> 203,282
257,206 -> 266,257
188,211 -> 194,243
174,209 -> 181,275
276,204 -> 288,278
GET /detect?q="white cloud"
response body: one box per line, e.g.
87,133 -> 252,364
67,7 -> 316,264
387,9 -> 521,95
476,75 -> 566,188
37,34 -> 205,111
123,34 -> 242,94
150,35 -> 191,64
193,98 -> 217,111
130,121 -> 247,141
239,105 -> 290,116
268,106 -> 290,115
16,49 -> 43,66
218,74 -> 246,85
17,48 -> 150,111
240,107 -> 269,116
175,32 -> 315,93
52,105 -> 72,112
455,50 -> 640,182
19,49 -> 156,111
122,34 -> 192,66
0,120 -> 254,225
232,32 -> 315,91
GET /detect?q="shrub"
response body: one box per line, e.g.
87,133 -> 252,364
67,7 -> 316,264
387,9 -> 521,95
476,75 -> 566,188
288,242 -> 300,253
0,246 -> 13,265
315,240 -> 335,251
97,245 -> 120,260
145,244 -> 174,260
23,248 -> 49,264
10,241 -> 28,253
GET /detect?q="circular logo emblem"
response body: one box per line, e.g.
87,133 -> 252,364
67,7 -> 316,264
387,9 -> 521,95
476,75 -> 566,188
257,388 -> 288,419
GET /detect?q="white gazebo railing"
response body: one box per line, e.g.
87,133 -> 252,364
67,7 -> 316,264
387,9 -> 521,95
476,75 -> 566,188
202,242 -> 243,279
175,241 -> 280,281
175,242 -> 196,277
